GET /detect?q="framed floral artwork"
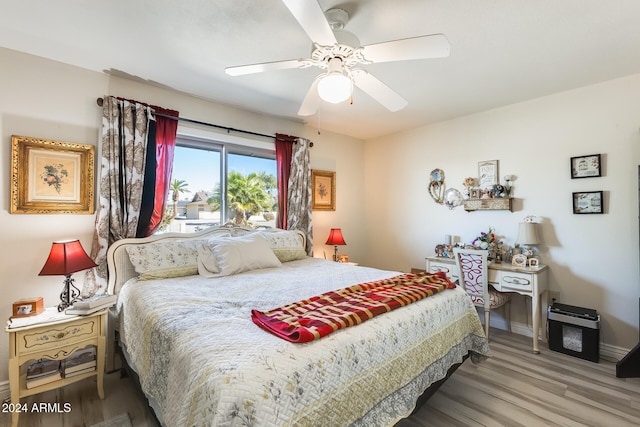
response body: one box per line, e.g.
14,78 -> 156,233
10,135 -> 95,214
311,169 -> 336,211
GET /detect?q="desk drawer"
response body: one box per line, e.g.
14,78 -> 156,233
427,261 -> 458,281
499,272 -> 533,294
17,318 -> 100,354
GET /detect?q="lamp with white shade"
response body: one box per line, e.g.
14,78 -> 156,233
515,222 -> 541,260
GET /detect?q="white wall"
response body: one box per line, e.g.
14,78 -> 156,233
0,47 -> 365,384
364,73 -> 640,355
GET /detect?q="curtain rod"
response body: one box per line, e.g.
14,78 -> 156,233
96,97 -> 312,146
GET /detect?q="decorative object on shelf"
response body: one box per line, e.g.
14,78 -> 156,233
10,135 -> 95,214
515,221 -> 541,260
573,191 -> 603,214
503,175 -> 514,197
312,169 -> 336,211
325,228 -> 347,262
39,239 -> 98,312
444,188 -> 463,209
571,154 -> 601,179
529,258 -> 539,268
434,243 -> 454,258
462,177 -> 475,199
428,168 -> 446,204
478,160 -> 498,191
12,297 -> 44,318
511,253 -> 528,267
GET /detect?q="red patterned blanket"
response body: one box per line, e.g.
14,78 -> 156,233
251,271 -> 455,343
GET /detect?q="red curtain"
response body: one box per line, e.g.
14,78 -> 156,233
146,107 -> 179,235
275,133 -> 296,229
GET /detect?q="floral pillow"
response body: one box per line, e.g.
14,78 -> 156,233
126,240 -> 199,280
258,230 -> 307,262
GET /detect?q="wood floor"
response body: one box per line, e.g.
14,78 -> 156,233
2,329 -> 639,427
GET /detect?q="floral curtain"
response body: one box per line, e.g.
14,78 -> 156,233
286,137 -> 313,255
83,97 -> 154,295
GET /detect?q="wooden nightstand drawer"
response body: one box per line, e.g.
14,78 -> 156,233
16,317 -> 99,354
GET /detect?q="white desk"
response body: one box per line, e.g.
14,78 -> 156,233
426,256 -> 549,353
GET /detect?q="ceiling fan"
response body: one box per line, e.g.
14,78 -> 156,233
225,1 -> 450,116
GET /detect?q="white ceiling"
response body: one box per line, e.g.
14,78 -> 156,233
2,0 -> 640,140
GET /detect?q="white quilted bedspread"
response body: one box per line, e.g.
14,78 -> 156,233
117,258 -> 490,427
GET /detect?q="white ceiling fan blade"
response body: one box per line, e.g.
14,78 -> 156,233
298,78 -> 321,116
281,0 -> 337,46
361,34 -> 451,63
353,71 -> 408,112
226,59 -> 309,76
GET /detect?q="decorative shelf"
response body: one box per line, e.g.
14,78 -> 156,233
462,198 -> 512,212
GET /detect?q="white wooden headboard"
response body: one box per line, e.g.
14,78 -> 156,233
106,225 -> 305,295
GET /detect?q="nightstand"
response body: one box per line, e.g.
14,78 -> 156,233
5,308 -> 106,427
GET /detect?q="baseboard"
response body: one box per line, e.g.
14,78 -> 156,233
0,380 -> 9,403
491,317 -> 631,362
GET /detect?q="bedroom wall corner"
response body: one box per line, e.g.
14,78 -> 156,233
307,132 -> 367,264
362,73 -> 640,353
0,47 -> 107,384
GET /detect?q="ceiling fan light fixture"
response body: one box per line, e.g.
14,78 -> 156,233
317,72 -> 352,103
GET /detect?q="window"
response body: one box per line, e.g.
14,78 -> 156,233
162,135 -> 277,233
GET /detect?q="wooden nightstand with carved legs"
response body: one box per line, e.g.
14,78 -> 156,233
5,309 -> 106,427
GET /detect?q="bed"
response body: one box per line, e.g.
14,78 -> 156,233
105,225 -> 490,426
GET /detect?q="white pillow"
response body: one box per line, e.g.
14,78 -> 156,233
258,230 -> 307,262
198,234 -> 282,277
196,239 -> 222,277
126,240 -> 198,280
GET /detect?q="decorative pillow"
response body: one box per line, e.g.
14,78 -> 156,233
196,239 -> 223,278
125,240 -> 198,280
211,234 -> 282,276
258,230 -> 307,262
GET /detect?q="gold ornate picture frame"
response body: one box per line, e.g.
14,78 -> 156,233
10,135 -> 95,214
311,169 -> 336,211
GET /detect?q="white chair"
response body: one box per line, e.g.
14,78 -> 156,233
453,248 -> 511,340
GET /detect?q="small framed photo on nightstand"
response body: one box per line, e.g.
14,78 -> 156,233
12,297 -> 44,318
511,254 -> 527,267
528,258 -> 539,268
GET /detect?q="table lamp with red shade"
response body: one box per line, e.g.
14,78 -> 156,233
39,239 -> 97,312
325,228 -> 346,262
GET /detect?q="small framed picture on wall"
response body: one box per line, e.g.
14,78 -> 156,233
572,191 -> 603,214
570,154 -> 601,179
311,169 -> 336,211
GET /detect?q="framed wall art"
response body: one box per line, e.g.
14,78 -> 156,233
10,135 -> 95,214
478,160 -> 498,190
311,169 -> 336,211
570,154 -> 601,179
572,191 -> 603,214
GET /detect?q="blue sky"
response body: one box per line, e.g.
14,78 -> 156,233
171,146 -> 276,201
